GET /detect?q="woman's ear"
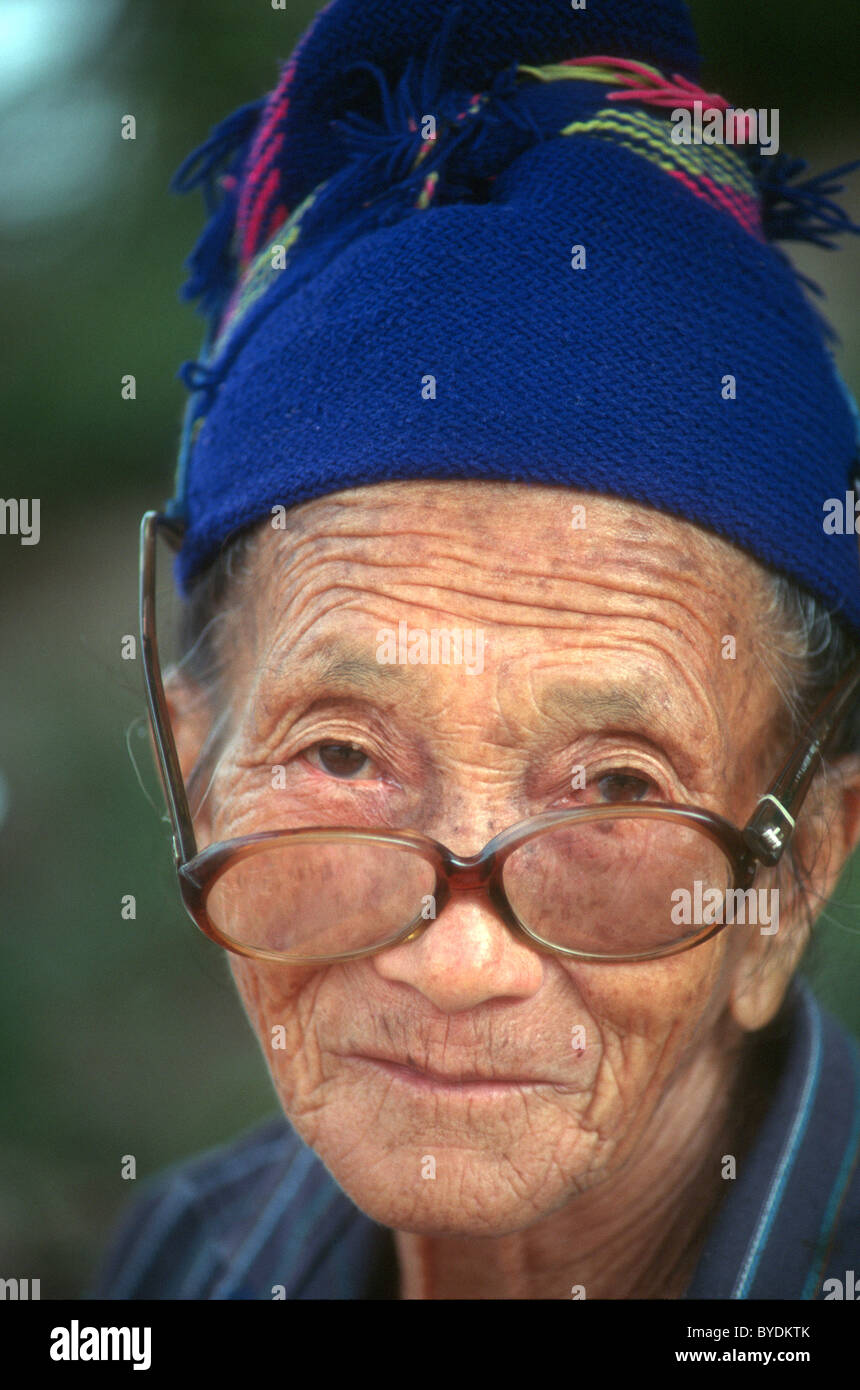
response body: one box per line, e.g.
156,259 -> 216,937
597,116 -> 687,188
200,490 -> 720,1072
163,670 -> 210,783
729,755 -> 860,1032
159,669 -> 217,844
832,753 -> 860,858
728,908 -> 809,1033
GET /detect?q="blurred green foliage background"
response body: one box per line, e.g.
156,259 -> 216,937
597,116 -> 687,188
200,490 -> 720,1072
1,0 -> 859,1298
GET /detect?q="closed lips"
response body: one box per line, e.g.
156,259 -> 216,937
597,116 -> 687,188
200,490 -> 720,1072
350,1054 -> 555,1085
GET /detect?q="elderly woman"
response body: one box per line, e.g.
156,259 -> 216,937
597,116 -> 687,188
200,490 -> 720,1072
95,0 -> 860,1300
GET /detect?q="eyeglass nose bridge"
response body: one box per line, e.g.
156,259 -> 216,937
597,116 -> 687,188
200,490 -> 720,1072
441,847 -> 498,894
432,848 -> 537,940
421,849 -> 546,954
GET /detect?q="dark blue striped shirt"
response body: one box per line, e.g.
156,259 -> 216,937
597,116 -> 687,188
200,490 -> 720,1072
91,981 -> 860,1299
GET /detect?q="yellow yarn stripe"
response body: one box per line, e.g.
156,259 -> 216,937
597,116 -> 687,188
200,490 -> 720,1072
557,110 -> 756,193
517,60 -> 663,87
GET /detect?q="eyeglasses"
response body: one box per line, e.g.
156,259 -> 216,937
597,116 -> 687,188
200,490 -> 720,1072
140,510 -> 860,964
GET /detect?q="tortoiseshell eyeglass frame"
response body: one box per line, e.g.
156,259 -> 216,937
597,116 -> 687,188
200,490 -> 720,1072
139,510 -> 860,965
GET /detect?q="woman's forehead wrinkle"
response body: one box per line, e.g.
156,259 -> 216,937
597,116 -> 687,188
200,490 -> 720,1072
259,554 -> 727,641
257,486 -> 747,605
242,489 -> 762,750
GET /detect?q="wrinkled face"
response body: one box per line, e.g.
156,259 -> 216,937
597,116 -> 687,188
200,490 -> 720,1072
174,481 -> 817,1237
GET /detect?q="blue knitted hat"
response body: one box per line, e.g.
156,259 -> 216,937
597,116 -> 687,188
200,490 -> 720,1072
168,0 -> 860,633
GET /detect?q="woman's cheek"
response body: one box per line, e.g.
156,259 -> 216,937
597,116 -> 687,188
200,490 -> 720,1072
563,936 -> 731,1057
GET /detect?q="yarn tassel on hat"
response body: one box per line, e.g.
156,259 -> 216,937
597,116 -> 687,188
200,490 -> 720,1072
327,4 -> 543,210
752,154 -> 860,249
170,97 -> 266,317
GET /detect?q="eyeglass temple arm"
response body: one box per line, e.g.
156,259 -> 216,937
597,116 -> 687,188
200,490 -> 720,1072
139,510 -> 198,866
743,653 -> 860,866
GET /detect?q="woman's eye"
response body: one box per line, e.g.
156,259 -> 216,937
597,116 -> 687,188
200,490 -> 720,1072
305,742 -> 376,780
596,771 -> 652,803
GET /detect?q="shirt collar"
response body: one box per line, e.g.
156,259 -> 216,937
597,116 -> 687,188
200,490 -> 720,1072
684,979 -> 860,1299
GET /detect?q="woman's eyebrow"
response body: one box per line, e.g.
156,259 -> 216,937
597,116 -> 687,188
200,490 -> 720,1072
266,641 -> 412,700
537,679 -> 711,757
534,680 -> 714,785
540,682 -> 653,728
249,644 -> 413,744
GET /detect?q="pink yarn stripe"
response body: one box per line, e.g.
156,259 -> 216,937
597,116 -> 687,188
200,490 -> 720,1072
236,0 -> 338,263
560,54 -> 731,114
243,163 -> 282,266
239,97 -> 293,263
668,169 -> 762,238
263,201 -> 288,248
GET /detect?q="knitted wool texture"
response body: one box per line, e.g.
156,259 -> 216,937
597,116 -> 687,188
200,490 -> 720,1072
169,0 -> 860,635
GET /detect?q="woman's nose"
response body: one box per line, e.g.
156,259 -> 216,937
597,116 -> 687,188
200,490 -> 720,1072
372,890 -> 544,1013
